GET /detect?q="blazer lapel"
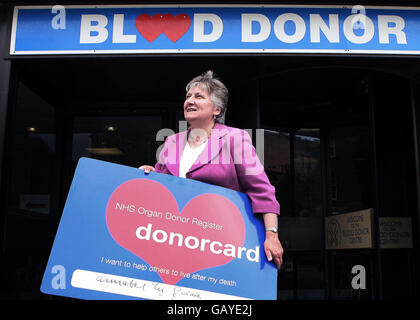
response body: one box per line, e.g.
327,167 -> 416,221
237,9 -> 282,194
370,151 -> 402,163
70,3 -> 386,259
187,123 -> 229,174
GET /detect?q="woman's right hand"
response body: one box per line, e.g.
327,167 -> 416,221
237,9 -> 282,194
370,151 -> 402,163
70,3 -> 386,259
138,165 -> 155,174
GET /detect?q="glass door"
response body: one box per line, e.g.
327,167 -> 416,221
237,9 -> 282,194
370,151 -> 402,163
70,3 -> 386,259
264,127 -> 325,300
324,124 -> 376,300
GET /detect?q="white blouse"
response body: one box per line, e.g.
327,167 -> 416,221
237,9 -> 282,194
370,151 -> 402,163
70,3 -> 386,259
179,140 -> 208,178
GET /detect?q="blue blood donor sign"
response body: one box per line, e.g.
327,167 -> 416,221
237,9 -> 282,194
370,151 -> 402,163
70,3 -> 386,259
40,158 -> 277,300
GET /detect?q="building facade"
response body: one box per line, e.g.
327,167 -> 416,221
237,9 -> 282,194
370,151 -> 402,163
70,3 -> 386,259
0,0 -> 419,299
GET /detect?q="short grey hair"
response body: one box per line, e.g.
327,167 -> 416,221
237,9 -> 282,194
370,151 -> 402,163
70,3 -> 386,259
186,70 -> 228,124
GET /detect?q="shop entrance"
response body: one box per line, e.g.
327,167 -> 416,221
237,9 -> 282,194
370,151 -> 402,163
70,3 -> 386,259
1,56 -> 418,299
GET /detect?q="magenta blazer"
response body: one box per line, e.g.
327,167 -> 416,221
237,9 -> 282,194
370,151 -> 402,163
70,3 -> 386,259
155,123 -> 280,215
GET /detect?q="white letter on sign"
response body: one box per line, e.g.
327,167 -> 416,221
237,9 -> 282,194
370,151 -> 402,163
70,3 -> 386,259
80,14 -> 108,44
51,5 -> 66,30
309,14 -> 339,43
274,13 -> 306,43
241,14 -> 271,42
51,265 -> 66,289
112,14 -> 136,43
193,14 -> 223,42
343,14 -> 374,44
351,265 -> 366,290
378,15 -> 407,44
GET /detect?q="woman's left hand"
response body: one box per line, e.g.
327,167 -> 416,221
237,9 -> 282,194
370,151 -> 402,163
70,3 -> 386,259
264,231 -> 284,270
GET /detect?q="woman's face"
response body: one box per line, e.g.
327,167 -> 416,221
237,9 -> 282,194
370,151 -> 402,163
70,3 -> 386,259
184,85 -> 220,126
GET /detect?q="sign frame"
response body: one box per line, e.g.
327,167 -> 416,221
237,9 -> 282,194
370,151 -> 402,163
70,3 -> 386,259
379,217 -> 413,249
325,209 -> 374,250
10,4 -> 420,56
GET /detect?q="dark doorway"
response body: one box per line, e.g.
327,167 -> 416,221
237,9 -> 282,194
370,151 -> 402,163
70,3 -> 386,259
1,57 -> 418,300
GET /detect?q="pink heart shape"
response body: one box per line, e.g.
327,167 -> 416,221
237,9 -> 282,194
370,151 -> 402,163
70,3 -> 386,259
106,179 -> 246,285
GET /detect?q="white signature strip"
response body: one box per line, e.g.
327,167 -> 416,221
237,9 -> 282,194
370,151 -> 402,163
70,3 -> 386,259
71,269 -> 251,300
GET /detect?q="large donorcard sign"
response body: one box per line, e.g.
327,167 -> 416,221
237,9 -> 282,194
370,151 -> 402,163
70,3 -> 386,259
40,157 -> 277,300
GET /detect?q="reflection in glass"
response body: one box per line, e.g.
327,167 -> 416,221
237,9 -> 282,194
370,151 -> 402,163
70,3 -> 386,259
326,126 -> 372,215
264,128 -> 322,217
71,116 -> 162,173
264,129 -> 291,216
7,82 -> 56,216
294,129 -> 321,217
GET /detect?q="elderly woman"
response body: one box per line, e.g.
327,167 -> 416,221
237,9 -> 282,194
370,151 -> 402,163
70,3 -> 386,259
140,71 -> 283,269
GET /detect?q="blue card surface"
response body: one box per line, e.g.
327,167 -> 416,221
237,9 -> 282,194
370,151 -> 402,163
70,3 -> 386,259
40,157 -> 277,300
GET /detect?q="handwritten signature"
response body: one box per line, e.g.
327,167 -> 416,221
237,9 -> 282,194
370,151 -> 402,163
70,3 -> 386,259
95,275 -> 202,300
